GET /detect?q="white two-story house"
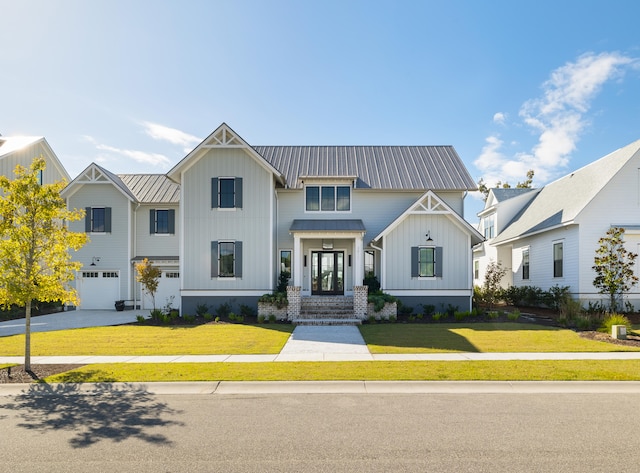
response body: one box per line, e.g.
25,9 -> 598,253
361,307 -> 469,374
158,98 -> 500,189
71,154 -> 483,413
474,138 -> 640,309
64,123 -> 483,315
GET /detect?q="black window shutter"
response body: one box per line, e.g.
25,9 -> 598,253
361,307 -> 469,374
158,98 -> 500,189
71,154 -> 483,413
211,241 -> 218,278
235,241 -> 243,278
435,247 -> 443,277
85,207 -> 91,232
104,207 -> 112,233
235,177 -> 243,209
168,209 -> 175,234
211,178 -> 218,208
411,247 -> 419,278
149,209 -> 156,234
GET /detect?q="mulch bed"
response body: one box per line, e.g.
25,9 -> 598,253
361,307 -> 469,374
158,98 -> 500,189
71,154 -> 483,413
0,364 -> 84,384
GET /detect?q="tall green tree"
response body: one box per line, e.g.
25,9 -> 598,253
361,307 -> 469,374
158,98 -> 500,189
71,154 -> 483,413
483,260 -> 508,310
592,227 -> 638,312
0,158 -> 86,370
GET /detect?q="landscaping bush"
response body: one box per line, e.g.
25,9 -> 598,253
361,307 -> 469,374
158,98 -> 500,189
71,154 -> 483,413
183,314 -> 196,324
216,303 -> 232,319
600,313 -> 631,334
363,272 -> 381,293
195,303 -> 209,317
259,292 -> 288,308
422,304 -> 435,317
368,291 -> 397,312
257,314 -> 266,324
506,310 -> 520,321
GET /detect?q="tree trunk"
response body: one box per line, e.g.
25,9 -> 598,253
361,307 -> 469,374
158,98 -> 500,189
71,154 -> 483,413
24,300 -> 31,371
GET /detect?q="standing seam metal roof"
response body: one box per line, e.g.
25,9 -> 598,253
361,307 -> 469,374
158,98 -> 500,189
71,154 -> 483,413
118,174 -> 180,204
252,146 -> 477,190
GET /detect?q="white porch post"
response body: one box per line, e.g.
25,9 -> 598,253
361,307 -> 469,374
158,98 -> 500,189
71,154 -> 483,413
293,234 -> 303,288
354,233 -> 364,286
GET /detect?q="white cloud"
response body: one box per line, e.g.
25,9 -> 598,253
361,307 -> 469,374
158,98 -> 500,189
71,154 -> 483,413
96,143 -> 172,167
475,51 -> 636,186
493,112 -> 506,125
83,135 -> 172,168
141,121 -> 201,153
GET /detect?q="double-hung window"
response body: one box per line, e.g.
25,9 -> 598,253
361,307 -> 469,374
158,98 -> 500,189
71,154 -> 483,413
411,246 -> 442,278
212,177 -> 243,209
211,241 -> 243,278
306,185 -> 351,212
522,248 -> 530,280
553,241 -> 563,278
85,207 -> 112,233
150,209 -> 175,234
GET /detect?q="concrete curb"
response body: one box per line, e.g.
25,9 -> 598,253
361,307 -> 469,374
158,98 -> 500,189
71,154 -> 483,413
3,380 -> 640,396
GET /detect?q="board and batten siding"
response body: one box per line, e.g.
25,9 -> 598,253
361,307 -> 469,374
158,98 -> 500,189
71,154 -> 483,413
181,148 -> 274,291
383,214 -> 470,291
135,204 -> 179,257
0,141 -> 67,184
67,183 -> 133,301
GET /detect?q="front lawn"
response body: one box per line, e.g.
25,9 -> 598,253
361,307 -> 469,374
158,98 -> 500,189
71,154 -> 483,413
44,359 -> 640,383
360,323 -> 640,353
0,324 -> 294,356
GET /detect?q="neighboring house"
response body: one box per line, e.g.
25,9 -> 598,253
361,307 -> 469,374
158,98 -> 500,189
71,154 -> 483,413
0,135 -> 70,184
61,164 -> 180,311
473,188 -> 538,286
473,139 -> 640,309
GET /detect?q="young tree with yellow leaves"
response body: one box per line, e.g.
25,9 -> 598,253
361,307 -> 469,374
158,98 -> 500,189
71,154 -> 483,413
0,158 -> 87,371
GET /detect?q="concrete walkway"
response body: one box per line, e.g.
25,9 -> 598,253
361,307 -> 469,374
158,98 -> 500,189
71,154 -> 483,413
2,311 -> 640,363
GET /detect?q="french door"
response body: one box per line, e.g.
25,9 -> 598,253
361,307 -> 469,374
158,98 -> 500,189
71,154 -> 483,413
311,251 -> 344,295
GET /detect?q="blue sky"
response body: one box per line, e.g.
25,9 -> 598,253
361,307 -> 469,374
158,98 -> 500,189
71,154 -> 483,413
2,0 -> 640,220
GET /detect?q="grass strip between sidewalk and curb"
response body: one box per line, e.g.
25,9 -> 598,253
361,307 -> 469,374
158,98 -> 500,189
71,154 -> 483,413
43,360 -> 640,383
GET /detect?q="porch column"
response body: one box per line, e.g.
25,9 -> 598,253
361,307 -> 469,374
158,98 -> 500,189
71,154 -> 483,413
354,233 -> 364,286
293,233 -> 303,288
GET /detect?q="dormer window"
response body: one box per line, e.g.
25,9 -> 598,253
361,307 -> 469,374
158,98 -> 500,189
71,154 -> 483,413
483,214 -> 495,239
305,185 -> 351,212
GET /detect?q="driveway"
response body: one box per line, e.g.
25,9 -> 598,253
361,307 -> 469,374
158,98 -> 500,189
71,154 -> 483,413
0,309 -> 140,337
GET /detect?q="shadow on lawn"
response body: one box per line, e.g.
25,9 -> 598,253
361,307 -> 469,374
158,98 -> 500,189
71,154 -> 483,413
359,322 -> 562,352
4,380 -> 184,448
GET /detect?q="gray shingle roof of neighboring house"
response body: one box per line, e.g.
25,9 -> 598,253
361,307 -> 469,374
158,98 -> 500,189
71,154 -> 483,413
119,174 -> 180,204
492,139 -> 640,245
490,187 -> 536,203
253,146 -> 477,191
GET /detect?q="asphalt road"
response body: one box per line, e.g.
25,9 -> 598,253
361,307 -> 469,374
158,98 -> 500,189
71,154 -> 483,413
2,384 -> 639,473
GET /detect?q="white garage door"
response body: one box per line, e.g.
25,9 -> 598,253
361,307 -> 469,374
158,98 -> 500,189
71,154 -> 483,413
142,270 -> 181,311
77,270 -> 120,310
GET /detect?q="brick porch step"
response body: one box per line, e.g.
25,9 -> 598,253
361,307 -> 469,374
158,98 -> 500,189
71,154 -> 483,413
291,318 -> 362,326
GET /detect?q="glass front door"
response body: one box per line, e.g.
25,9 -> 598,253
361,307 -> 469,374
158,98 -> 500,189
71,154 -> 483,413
312,251 -> 344,295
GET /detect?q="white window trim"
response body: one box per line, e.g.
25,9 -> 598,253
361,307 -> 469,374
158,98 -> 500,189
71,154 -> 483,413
217,176 -> 237,210
218,240 -> 236,279
522,246 -> 530,280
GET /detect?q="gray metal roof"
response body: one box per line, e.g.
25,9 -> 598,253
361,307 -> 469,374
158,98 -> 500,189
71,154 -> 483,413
118,174 -> 180,204
290,219 -> 366,232
253,146 -> 477,191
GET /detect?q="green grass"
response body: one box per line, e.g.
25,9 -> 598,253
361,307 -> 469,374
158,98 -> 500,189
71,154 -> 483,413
44,360 -> 640,383
0,324 -> 294,356
360,323 -> 640,353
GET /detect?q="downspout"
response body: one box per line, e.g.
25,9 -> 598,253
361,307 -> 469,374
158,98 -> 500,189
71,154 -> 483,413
132,202 -> 140,311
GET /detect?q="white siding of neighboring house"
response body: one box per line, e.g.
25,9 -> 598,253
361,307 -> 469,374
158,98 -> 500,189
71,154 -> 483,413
67,183 -> 133,304
180,147 -> 274,293
507,225 -> 579,294
0,141 -> 68,184
574,151 -> 640,307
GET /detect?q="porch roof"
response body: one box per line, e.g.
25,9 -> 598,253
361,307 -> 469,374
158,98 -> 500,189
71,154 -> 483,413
289,219 -> 366,233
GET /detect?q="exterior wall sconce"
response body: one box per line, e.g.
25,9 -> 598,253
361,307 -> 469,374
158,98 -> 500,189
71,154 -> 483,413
426,231 -> 433,242
90,257 -> 101,266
